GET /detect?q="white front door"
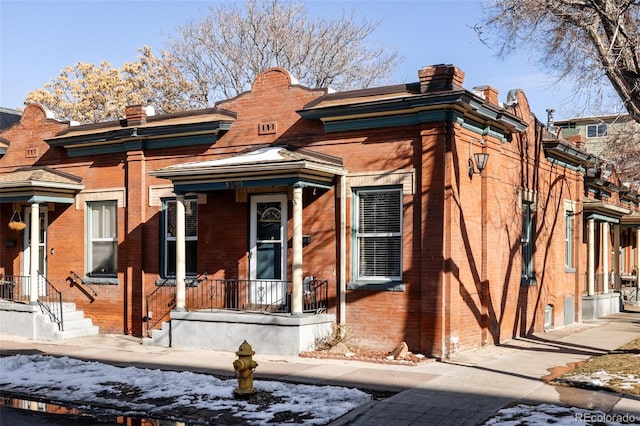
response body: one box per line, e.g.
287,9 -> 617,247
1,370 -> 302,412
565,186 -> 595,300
249,194 -> 287,306
23,208 -> 47,296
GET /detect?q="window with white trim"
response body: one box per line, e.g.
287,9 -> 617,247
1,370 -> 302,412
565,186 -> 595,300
163,198 -> 197,277
353,187 -> 402,281
586,123 -> 607,138
87,201 -> 117,277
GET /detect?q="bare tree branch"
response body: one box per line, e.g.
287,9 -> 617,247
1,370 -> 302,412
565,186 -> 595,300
477,0 -> 640,122
166,0 -> 401,102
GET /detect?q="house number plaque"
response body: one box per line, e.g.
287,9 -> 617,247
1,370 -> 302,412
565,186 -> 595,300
226,181 -> 244,189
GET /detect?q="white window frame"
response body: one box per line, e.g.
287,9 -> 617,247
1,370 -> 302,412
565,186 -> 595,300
586,123 -> 607,138
87,200 -> 117,277
163,197 -> 198,277
353,186 -> 403,282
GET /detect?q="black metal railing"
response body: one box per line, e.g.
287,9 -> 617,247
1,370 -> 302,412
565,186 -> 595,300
145,275 -> 329,334
36,273 -> 64,331
302,277 -> 329,314
186,277 -> 329,314
0,275 -> 29,302
69,271 -> 99,302
186,278 -> 291,313
144,273 -> 207,337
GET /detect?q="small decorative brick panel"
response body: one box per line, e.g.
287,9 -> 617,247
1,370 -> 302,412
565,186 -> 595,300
258,122 -> 277,135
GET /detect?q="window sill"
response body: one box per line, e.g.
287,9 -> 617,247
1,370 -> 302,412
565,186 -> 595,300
155,277 -> 199,286
347,281 -> 405,292
565,267 -> 576,273
83,277 -> 119,285
521,276 -> 537,286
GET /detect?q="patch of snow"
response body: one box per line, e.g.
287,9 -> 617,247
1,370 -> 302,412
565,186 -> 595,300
0,354 -> 370,425
484,403 -> 634,426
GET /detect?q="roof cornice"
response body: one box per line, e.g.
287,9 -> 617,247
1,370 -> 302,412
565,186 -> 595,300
297,90 -> 527,138
542,139 -> 595,170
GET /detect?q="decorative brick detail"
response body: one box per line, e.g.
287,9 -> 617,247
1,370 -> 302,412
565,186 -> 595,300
258,122 -> 277,135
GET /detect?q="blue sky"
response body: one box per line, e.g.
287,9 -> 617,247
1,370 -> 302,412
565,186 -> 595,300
1,0 -> 576,121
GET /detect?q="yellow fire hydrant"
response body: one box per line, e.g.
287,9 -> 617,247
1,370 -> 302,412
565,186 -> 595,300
233,340 -> 258,398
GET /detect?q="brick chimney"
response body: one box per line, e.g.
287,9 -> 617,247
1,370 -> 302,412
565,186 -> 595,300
567,135 -> 585,150
472,86 -> 500,107
418,64 -> 465,93
125,104 -> 147,126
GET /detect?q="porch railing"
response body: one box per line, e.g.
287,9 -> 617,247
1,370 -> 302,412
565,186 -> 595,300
0,274 -> 29,302
145,276 -> 329,335
144,273 -> 206,337
0,274 -> 64,331
186,277 -> 329,314
37,274 -> 64,331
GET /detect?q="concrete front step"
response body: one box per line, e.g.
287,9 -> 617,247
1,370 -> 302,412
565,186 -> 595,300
55,325 -> 100,339
40,303 -> 100,340
63,317 -> 95,331
142,321 -> 171,347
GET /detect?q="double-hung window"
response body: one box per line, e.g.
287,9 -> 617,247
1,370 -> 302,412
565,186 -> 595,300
521,201 -> 536,285
163,198 -> 197,277
87,201 -> 117,277
353,187 -> 402,282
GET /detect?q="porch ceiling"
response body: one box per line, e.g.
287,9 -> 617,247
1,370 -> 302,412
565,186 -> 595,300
0,166 -> 84,204
149,145 -> 346,193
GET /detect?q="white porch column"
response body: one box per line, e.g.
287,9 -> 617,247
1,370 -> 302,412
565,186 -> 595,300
291,186 -> 303,315
613,224 -> 621,292
587,218 -> 595,296
29,203 -> 40,304
602,221 -> 609,294
175,194 -> 186,311
338,174 -> 346,326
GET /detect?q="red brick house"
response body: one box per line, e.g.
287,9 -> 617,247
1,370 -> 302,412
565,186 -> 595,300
1,65 -> 638,357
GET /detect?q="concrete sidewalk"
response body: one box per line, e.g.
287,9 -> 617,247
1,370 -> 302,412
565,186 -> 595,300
1,308 -> 639,425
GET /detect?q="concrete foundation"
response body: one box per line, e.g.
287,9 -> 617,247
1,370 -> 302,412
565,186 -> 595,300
146,310 -> 336,356
0,300 -> 99,340
582,292 -> 622,320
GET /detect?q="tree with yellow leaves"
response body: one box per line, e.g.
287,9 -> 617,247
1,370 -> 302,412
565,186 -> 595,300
26,47 -> 203,124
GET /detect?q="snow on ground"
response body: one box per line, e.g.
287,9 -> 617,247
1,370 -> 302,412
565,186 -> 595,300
559,369 -> 640,392
0,354 -> 371,425
484,403 -> 635,426
1,354 -> 638,425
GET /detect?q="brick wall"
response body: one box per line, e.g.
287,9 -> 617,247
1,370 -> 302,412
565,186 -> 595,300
0,68 -> 588,357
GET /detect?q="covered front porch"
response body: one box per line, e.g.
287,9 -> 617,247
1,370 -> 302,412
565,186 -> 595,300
144,276 -> 334,354
582,198 -> 638,318
147,145 -> 347,355
0,167 -> 96,339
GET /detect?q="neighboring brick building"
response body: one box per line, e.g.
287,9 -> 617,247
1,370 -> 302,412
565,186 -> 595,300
1,65 -> 638,357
